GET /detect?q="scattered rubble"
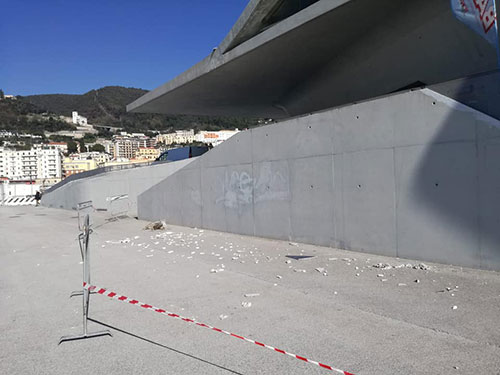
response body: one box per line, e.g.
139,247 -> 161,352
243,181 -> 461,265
241,301 -> 252,308
244,293 -> 260,297
144,221 -> 166,230
373,262 -> 431,270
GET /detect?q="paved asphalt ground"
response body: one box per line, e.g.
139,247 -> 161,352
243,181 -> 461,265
1,206 -> 500,374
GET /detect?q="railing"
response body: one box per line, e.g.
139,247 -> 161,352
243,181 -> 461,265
43,159 -> 170,195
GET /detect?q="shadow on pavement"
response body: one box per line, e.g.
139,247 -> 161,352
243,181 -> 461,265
88,317 -> 244,375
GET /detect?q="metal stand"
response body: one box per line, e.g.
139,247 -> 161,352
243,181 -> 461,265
59,214 -> 111,344
69,201 -> 96,298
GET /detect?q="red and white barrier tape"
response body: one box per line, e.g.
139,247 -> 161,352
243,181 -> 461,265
83,282 -> 354,374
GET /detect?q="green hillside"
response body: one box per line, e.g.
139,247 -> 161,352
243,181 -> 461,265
22,86 -> 259,132
0,97 -> 75,134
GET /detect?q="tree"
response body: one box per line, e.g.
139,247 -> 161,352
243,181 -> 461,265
0,89 -> 4,100
82,132 -> 96,143
67,140 -> 78,154
90,143 -> 105,152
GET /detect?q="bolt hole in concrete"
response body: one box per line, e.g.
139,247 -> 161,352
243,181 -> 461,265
308,125 -> 312,129
435,182 -> 439,187
357,184 -> 362,189
310,185 -> 314,189
432,101 -> 436,105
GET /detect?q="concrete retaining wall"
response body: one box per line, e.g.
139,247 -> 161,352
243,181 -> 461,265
41,158 -> 195,217
138,88 -> 500,271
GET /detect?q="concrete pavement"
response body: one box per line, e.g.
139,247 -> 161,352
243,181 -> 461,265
1,206 -> 499,374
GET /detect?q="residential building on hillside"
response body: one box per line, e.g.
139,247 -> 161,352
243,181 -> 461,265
72,111 -> 88,126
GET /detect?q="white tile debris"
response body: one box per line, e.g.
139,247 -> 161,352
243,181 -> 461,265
210,268 -> 224,273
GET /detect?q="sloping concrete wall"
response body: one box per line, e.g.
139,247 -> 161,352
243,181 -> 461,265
41,158 -> 195,216
138,88 -> 500,271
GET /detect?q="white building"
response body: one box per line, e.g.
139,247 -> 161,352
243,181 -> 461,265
195,129 -> 240,146
156,129 -> 196,145
101,140 -> 115,155
72,111 -> 88,126
73,151 -> 111,166
0,178 -> 41,201
33,142 -> 68,154
0,147 -> 62,180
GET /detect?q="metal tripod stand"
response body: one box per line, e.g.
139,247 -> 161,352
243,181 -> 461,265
59,214 -> 112,344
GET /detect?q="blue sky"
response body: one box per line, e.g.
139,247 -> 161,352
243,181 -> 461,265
0,0 -> 249,96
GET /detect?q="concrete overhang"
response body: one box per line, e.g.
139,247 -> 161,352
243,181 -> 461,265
128,0 -> 497,119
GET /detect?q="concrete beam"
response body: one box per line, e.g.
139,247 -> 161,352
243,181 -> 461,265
127,0 -> 497,118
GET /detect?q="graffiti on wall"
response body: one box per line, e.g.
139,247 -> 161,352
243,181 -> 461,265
216,163 -> 290,213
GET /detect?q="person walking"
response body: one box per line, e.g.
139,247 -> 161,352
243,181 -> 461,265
35,191 -> 41,206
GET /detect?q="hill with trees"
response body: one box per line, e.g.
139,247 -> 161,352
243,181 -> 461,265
0,96 -> 75,134
21,86 -> 259,133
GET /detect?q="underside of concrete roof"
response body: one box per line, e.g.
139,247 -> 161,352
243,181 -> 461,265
127,0 -> 498,119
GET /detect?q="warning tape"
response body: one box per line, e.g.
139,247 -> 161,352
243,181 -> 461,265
83,282 -> 354,374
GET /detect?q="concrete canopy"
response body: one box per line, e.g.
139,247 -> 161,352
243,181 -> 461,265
127,0 -> 498,119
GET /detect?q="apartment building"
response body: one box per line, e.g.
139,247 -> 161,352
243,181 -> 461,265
135,147 -> 160,160
112,134 -> 155,159
0,147 -> 62,180
62,157 -> 98,178
156,129 -> 195,145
